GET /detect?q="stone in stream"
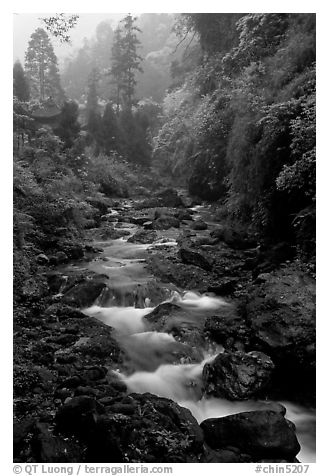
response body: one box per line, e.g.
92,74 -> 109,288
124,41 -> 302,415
62,280 -> 107,308
202,350 -> 274,400
153,215 -> 180,230
200,410 -> 300,461
192,219 -> 208,231
144,302 -> 206,348
127,229 -> 157,244
55,393 -> 204,463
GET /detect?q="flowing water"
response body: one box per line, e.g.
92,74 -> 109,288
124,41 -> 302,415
81,205 -> 315,462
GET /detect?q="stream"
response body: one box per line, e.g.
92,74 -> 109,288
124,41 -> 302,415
67,203 -> 315,462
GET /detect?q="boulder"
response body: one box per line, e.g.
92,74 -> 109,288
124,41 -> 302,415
43,303 -> 87,321
62,281 -> 107,308
55,251 -> 69,264
200,410 -> 300,461
55,393 -> 204,463
192,220 -> 208,231
208,277 -> 240,295
202,351 -> 274,400
153,216 -> 180,230
128,229 -> 157,244
179,247 -> 212,271
204,306 -> 250,349
36,253 -> 49,265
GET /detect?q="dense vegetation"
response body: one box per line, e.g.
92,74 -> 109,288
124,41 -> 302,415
154,13 -> 315,260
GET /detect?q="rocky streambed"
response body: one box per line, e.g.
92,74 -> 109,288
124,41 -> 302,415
13,189 -> 316,463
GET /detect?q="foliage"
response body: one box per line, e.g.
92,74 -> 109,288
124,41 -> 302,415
40,13 -> 79,43
155,13 -> 315,257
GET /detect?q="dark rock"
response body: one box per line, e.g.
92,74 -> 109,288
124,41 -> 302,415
179,247 -> 212,271
202,351 -> 274,400
175,209 -> 193,221
36,253 -> 49,265
100,227 -> 130,240
201,444 -> 252,462
43,303 -> 87,321
153,216 -> 180,230
201,410 -> 300,461
204,306 -> 250,348
62,281 -> 107,308
55,251 -> 69,264
86,393 -> 204,463
55,396 -> 105,437
208,277 -> 240,295
130,216 -> 153,225
192,220 -> 208,231
143,221 -> 154,230
148,254 -> 213,291
128,229 -> 157,244
31,422 -> 83,462
13,418 -> 36,457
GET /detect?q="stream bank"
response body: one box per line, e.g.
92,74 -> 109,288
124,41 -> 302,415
13,189 -> 315,463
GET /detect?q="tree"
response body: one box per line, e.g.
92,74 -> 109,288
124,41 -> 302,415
110,14 -> 143,111
109,27 -> 124,112
25,28 -> 64,103
13,61 -> 30,102
86,68 -> 102,150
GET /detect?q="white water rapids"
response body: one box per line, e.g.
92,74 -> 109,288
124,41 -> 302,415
82,224 -> 315,463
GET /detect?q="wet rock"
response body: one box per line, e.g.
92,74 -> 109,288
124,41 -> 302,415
153,216 -> 180,230
175,209 -> 193,221
130,215 -> 153,225
36,253 -> 49,265
148,254 -> 213,291
85,393 -> 204,463
55,396 -> 105,437
200,410 -> 300,461
74,334 -> 123,364
208,277 -> 240,295
62,280 -> 107,308
43,303 -> 87,321
100,227 -> 130,240
31,422 -> 83,462
14,418 -> 36,457
202,351 -> 274,400
192,220 -> 208,231
201,445 -> 252,463
55,251 -> 69,264
144,302 -> 206,349
179,247 -> 212,271
243,265 -> 315,402
204,306 -> 250,348
143,221 -> 154,230
128,229 -> 157,244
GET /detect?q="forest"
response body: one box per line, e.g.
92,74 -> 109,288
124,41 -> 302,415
13,13 -> 316,465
